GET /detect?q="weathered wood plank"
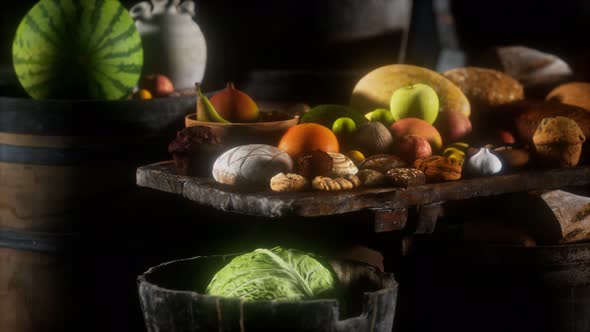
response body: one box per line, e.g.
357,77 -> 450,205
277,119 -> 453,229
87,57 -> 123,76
137,161 -> 590,218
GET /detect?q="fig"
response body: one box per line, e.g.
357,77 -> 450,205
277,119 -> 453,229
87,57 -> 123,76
209,82 -> 259,123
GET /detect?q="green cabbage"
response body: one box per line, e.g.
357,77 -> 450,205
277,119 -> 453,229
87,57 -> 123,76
205,247 -> 338,301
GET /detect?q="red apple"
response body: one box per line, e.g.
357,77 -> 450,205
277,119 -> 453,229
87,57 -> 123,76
434,111 -> 472,143
393,135 -> 432,163
139,74 -> 175,97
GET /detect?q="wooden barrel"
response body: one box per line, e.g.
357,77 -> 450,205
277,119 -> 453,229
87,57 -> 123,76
0,96 -> 194,331
400,238 -> 590,332
138,255 -> 398,332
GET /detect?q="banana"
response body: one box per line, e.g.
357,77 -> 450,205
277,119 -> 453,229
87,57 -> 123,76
196,83 -> 230,123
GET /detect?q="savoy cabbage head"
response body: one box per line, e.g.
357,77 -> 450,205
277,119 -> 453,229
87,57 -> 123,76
205,247 -> 338,301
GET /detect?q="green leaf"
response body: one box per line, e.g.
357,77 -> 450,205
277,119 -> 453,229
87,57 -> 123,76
205,247 -> 338,301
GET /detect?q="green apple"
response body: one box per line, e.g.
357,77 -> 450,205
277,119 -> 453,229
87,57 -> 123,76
332,117 -> 357,136
390,83 -> 439,124
366,108 -> 395,126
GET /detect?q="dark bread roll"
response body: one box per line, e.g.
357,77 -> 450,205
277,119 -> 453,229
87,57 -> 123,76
385,168 -> 426,188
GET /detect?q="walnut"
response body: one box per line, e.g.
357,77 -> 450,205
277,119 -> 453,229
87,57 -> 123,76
270,173 -> 309,192
312,175 -> 361,191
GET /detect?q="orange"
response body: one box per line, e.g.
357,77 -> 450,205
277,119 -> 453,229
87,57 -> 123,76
278,123 -> 339,157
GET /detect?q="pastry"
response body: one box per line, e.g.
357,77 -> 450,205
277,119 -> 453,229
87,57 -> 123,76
168,125 -> 222,176
294,150 -> 333,178
533,116 -> 585,167
414,156 -> 463,182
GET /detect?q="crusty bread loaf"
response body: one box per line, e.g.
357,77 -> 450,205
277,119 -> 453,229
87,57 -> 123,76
443,67 -> 524,109
212,144 -> 293,185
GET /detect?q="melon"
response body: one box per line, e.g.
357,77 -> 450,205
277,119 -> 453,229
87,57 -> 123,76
12,0 -> 143,100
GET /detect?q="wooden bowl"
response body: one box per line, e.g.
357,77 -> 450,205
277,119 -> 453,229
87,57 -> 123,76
185,102 -> 303,146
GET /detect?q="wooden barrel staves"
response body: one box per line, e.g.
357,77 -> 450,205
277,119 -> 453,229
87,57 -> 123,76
138,255 -> 398,332
402,239 -> 590,332
0,96 -> 194,331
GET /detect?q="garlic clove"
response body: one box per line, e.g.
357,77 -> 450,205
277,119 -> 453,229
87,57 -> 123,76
466,147 -> 502,175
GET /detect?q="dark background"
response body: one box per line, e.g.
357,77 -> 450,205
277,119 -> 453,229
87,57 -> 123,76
2,0 -> 590,97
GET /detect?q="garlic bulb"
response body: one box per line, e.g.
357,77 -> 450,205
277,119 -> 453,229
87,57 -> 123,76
466,148 -> 502,175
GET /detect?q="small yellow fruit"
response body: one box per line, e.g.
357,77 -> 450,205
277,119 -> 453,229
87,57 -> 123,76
345,150 -> 366,165
138,89 -> 153,100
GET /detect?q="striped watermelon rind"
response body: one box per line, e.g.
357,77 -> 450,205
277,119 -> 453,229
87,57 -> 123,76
12,0 -> 143,100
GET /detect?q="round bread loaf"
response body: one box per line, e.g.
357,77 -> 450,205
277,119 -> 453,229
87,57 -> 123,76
443,67 -> 524,109
212,144 -> 293,185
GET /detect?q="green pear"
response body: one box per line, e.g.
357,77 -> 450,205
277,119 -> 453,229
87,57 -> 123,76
196,83 -> 229,123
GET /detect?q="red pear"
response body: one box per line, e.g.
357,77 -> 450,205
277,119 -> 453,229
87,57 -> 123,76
209,82 -> 259,123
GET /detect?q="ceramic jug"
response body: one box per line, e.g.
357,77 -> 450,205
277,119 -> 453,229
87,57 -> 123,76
130,0 -> 207,90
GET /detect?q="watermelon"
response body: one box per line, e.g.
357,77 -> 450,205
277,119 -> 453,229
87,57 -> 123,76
12,0 -> 143,100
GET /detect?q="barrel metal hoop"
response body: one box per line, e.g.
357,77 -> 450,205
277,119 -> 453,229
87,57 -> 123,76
0,228 -> 77,253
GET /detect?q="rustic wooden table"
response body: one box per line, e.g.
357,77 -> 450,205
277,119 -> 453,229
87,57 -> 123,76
137,161 -> 590,235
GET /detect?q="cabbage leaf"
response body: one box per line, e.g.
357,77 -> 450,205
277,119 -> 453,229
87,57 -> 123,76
205,247 -> 337,301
